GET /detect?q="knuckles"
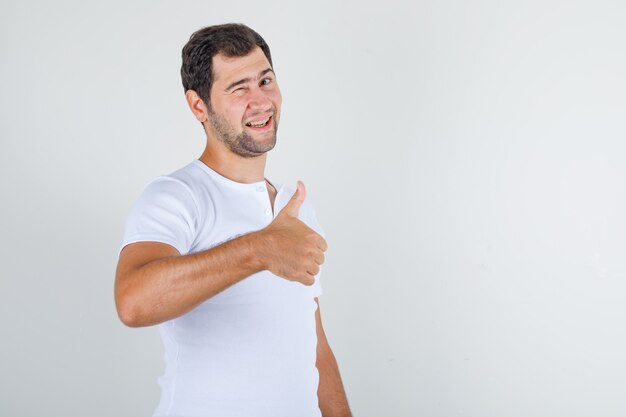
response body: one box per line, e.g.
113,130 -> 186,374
265,211 -> 325,286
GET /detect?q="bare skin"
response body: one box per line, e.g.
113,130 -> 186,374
316,299 -> 353,417
114,46 -> 351,416
115,181 -> 324,327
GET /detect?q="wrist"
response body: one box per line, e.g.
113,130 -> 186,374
246,229 -> 273,272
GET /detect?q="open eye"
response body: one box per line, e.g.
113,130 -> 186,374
260,78 -> 273,86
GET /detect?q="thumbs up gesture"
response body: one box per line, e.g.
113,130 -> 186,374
259,181 -> 328,285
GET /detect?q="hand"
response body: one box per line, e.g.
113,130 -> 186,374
260,181 -> 328,285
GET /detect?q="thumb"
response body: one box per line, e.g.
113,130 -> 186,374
281,180 -> 306,217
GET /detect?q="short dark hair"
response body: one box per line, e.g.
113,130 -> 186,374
181,23 -> 273,108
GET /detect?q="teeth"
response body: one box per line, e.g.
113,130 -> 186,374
246,117 -> 270,127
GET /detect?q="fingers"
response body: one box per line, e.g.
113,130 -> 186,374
317,235 -> 328,252
305,262 -> 320,277
303,272 -> 316,286
313,250 -> 325,266
280,181 -> 307,218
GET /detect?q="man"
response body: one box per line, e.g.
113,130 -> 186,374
115,23 -> 352,417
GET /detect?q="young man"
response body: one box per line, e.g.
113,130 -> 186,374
115,23 -> 352,417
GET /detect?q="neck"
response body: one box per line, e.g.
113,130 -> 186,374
198,141 -> 268,184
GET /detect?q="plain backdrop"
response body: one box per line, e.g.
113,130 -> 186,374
1,1 -> 625,416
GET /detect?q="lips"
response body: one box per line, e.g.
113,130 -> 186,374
245,115 -> 273,131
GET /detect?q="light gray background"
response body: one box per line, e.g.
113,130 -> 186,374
1,1 -> 625,416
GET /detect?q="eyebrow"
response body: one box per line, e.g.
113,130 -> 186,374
224,68 -> 275,92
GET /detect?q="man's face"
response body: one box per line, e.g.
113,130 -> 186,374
206,47 -> 282,158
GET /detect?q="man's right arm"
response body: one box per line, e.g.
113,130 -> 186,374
114,181 -> 326,328
115,231 -> 266,327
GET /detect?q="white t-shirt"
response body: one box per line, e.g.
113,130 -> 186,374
119,159 -> 324,417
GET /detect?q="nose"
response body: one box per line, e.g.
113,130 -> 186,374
248,88 -> 273,113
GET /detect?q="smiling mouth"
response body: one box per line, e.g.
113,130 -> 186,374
245,115 -> 272,129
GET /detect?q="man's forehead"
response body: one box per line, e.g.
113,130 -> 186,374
212,47 -> 272,84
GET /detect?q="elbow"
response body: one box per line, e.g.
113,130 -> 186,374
116,304 -> 142,328
115,294 -> 143,328
115,283 -> 149,328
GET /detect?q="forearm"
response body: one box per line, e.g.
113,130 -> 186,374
317,343 -> 352,417
116,231 -> 266,327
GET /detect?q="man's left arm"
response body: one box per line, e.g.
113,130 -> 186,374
315,297 -> 353,417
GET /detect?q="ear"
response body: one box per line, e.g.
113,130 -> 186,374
185,90 -> 209,123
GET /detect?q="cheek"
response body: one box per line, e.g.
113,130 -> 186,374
270,91 -> 282,110
224,100 -> 248,122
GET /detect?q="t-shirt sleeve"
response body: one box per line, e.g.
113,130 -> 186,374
301,198 -> 325,298
119,176 -> 198,257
